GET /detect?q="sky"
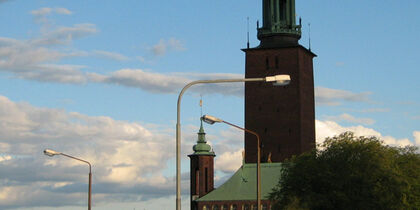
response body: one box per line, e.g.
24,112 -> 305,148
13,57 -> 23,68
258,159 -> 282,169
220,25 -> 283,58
0,0 -> 419,209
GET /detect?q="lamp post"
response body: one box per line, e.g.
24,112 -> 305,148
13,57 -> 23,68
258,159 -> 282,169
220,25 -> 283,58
176,75 -> 290,210
202,115 -> 262,210
44,149 -> 92,210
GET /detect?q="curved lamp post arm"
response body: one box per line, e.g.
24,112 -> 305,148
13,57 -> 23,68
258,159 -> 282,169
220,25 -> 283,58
176,78 -> 265,210
176,75 -> 290,210
60,153 -> 92,173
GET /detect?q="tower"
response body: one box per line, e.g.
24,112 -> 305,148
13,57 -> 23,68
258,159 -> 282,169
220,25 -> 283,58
244,0 -> 316,163
188,121 -> 215,210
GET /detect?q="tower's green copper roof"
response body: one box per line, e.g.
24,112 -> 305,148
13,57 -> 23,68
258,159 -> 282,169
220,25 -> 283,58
191,120 -> 215,156
196,163 -> 282,201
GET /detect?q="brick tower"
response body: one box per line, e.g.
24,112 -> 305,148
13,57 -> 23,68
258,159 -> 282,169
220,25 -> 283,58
244,0 -> 316,163
188,120 -> 215,210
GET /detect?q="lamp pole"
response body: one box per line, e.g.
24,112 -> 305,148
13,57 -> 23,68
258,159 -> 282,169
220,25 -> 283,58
176,75 -> 290,210
44,149 -> 92,210
201,115 -> 262,210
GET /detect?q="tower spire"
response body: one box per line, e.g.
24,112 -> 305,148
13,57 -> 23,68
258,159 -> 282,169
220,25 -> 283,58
258,0 -> 302,48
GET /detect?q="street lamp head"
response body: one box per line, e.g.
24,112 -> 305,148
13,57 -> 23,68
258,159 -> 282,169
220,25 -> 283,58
201,115 -> 223,125
44,149 -> 61,157
265,74 -> 291,86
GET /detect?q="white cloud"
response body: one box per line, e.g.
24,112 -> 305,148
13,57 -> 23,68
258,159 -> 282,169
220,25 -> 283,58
89,68 -> 245,96
152,39 -> 167,56
31,7 -> 73,24
325,113 -> 375,125
31,8 -> 53,16
315,120 -> 418,147
315,87 -> 371,106
215,150 -> 243,173
93,50 -> 129,61
94,69 -> 189,93
0,24 -> 97,83
150,38 -> 186,56
55,8 -> 72,15
414,131 -> 420,145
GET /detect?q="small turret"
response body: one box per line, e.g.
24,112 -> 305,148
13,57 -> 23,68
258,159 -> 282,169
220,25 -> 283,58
189,120 -> 215,210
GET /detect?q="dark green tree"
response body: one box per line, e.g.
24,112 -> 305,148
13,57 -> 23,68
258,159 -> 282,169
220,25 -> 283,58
269,132 -> 420,210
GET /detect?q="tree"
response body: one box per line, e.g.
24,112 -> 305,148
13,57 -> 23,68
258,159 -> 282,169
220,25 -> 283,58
269,132 -> 420,210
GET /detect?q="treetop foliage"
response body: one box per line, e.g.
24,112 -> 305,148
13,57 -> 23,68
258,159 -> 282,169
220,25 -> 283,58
269,132 -> 420,210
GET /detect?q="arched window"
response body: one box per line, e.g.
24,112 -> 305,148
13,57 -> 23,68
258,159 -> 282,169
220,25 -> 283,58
251,204 -> 257,210
243,204 -> 250,210
212,204 -> 219,210
231,204 -> 237,210
203,205 -> 209,210
221,204 -> 228,210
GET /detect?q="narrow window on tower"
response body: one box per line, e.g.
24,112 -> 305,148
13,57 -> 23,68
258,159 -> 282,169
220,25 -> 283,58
205,167 -> 208,192
265,57 -> 269,70
195,169 -> 199,194
275,56 -> 279,69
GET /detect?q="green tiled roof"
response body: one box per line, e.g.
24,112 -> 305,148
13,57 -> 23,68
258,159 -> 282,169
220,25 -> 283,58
197,163 -> 282,201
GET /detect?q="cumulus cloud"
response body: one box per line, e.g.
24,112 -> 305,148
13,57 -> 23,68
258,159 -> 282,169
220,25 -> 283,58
325,113 -> 375,125
150,38 -> 186,56
316,120 -> 417,147
0,95 -> 180,209
215,150 -> 243,173
315,87 -> 371,106
414,131 -> 420,145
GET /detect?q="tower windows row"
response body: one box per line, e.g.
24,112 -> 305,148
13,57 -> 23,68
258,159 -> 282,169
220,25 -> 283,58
202,204 -> 269,210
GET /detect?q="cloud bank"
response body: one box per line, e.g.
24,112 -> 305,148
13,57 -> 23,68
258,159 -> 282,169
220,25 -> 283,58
0,95 -> 180,209
0,95 -> 418,209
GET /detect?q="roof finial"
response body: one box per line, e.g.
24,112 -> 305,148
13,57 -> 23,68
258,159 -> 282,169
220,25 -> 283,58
247,17 -> 250,49
308,23 -> 312,51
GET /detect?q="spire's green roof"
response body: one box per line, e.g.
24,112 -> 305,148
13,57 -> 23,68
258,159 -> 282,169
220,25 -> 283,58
197,163 -> 282,201
191,120 -> 215,156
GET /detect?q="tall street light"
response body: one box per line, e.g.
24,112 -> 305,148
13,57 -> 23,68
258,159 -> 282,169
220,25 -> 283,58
44,149 -> 92,210
202,115 -> 262,210
175,74 -> 290,210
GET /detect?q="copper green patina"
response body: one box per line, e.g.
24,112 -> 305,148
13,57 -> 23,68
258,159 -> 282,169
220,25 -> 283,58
192,120 -> 215,156
197,163 -> 282,201
258,0 -> 301,39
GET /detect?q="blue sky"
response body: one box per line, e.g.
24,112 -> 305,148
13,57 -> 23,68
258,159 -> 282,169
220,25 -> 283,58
0,0 -> 419,209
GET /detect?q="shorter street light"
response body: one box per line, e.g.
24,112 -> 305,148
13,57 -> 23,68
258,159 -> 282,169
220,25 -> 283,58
201,115 -> 263,210
44,149 -> 92,210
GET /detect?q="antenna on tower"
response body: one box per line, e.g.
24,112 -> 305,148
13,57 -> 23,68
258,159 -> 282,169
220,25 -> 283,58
308,23 -> 312,52
247,17 -> 250,49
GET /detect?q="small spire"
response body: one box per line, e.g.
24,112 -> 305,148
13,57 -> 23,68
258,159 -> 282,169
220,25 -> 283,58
197,119 -> 206,143
191,118 -> 215,156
